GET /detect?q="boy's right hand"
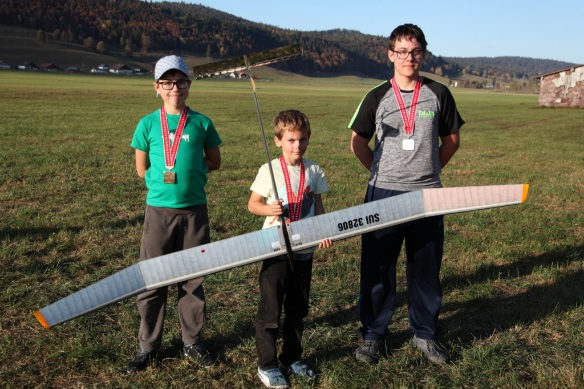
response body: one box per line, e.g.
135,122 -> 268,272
269,199 -> 285,217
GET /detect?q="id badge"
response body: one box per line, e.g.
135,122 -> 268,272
163,171 -> 177,184
402,138 -> 415,151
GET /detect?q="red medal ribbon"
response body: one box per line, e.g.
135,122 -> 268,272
391,77 -> 422,135
160,106 -> 188,170
279,156 -> 305,222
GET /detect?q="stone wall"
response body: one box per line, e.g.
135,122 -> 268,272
538,66 -> 584,108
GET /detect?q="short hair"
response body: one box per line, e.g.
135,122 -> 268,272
273,109 -> 311,139
388,23 -> 427,52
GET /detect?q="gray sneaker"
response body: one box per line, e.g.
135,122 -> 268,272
283,360 -> 315,380
411,335 -> 449,364
355,339 -> 382,364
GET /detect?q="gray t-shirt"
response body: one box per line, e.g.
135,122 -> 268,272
349,77 -> 464,191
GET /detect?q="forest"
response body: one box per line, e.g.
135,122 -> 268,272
0,0 -> 576,80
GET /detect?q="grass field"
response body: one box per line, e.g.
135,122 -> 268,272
1,71 -> 583,388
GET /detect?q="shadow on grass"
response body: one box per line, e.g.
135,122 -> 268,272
1,214 -> 144,274
300,243 -> 584,365
0,213 -> 144,241
441,243 -> 584,344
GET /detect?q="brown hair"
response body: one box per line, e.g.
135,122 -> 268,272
273,109 -> 311,139
388,23 -> 428,52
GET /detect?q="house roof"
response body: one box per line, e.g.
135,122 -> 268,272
39,63 -> 62,69
535,64 -> 584,79
110,64 -> 132,70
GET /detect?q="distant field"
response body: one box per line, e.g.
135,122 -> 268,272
1,72 -> 582,388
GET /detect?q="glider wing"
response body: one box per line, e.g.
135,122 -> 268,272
190,44 -> 303,80
35,184 -> 528,328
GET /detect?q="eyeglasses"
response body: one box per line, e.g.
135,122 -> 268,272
390,49 -> 424,60
157,80 -> 190,90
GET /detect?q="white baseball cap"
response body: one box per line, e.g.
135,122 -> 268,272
154,55 -> 190,80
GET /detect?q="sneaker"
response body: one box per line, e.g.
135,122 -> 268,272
411,335 -> 449,364
258,367 -> 289,389
355,339 -> 382,364
283,360 -> 315,380
126,349 -> 155,373
184,343 -> 214,368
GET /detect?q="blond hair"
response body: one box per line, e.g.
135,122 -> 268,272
273,109 -> 311,139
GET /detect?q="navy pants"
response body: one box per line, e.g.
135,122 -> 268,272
359,186 -> 444,341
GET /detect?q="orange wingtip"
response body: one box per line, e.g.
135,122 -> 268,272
522,184 -> 530,203
35,310 -> 51,329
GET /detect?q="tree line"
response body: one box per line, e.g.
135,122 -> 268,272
0,0 -> 575,80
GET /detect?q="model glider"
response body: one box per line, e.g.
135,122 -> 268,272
190,43 -> 303,79
35,184 -> 529,329
191,44 -> 305,270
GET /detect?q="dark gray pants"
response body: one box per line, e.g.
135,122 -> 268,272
136,204 -> 210,352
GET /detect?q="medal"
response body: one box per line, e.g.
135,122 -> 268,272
279,156 -> 305,222
391,77 -> 422,151
160,106 -> 188,184
163,171 -> 177,184
403,138 -> 415,151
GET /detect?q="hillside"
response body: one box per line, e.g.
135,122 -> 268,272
0,0 -> 577,82
0,24 -> 314,82
444,56 -> 578,79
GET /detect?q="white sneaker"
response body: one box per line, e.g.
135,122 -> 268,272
258,367 -> 289,389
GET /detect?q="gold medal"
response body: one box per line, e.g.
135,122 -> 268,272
161,106 -> 188,185
164,171 -> 177,184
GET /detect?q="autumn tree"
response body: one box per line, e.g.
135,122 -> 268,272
36,30 -> 46,43
219,45 -> 229,58
96,41 -> 107,54
51,29 -> 61,41
84,36 -> 95,50
124,43 -> 133,57
140,32 -> 151,55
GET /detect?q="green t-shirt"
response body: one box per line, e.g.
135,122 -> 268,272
131,107 -> 222,208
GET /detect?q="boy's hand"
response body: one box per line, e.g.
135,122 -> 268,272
269,199 -> 285,217
317,238 -> 333,249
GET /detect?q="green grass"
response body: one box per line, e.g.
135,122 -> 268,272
1,71 -> 583,388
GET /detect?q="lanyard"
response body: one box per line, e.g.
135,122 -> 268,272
160,106 -> 188,170
391,77 -> 422,135
279,156 -> 305,222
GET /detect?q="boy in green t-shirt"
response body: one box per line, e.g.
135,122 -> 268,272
128,55 -> 222,373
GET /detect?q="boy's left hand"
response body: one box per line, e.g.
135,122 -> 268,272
317,238 -> 333,249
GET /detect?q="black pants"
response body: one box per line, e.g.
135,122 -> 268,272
255,253 -> 314,369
